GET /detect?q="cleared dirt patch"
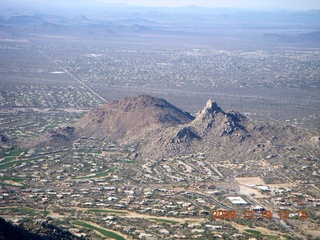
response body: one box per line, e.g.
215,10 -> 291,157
235,177 -> 267,198
235,177 -> 265,185
238,185 -> 265,198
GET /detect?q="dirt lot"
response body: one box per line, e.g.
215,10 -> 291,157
235,177 -> 265,185
238,185 -> 266,198
235,177 -> 266,198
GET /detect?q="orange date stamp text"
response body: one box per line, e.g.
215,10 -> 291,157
212,209 -> 308,221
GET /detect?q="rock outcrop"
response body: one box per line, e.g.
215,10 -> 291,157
25,126 -> 75,149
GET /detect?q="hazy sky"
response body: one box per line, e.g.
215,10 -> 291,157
2,0 -> 320,10
96,0 -> 320,10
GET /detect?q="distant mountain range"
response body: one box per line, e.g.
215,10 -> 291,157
0,14 -> 154,37
0,8 -> 319,43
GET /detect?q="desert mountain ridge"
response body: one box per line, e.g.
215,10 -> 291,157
74,95 -> 319,160
28,95 -> 319,162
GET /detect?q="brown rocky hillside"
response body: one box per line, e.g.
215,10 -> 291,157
31,95 -> 319,165
142,99 -> 319,162
75,94 -> 194,139
23,126 -> 75,149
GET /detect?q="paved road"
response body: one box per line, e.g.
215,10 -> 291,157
228,175 -> 240,194
25,38 -> 107,104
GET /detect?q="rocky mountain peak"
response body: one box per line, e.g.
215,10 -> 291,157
193,99 -> 224,124
204,99 -> 223,114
